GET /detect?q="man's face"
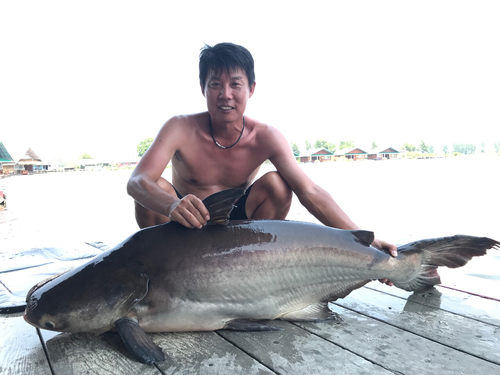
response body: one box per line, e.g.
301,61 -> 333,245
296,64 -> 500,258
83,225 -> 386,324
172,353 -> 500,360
202,68 -> 256,124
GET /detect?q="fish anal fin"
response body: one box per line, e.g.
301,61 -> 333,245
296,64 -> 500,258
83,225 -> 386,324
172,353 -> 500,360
280,302 -> 341,322
321,280 -> 371,302
222,319 -> 283,331
351,230 -> 375,247
114,318 -> 165,365
202,188 -> 246,225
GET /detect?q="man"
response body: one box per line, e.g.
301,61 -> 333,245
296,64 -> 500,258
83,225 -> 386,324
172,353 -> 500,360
127,43 -> 397,275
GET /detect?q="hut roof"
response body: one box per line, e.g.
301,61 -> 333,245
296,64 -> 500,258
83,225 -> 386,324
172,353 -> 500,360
369,147 -> 400,155
18,148 -> 43,164
0,142 -> 14,162
335,147 -> 368,156
298,148 -> 335,157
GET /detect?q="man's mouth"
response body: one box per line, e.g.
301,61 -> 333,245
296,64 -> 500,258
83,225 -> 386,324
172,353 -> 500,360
219,106 -> 234,110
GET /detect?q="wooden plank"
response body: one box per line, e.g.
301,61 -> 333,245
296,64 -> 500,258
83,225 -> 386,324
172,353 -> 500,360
154,331 -> 276,375
0,314 -> 52,375
438,268 -> 500,300
43,329 -> 275,375
44,331 -> 162,375
296,305 -> 500,375
365,283 -> 500,327
0,280 -> 25,313
333,288 -> 500,364
218,319 -> 394,375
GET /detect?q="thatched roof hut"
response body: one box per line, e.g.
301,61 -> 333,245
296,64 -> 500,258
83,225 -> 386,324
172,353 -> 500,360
18,148 -> 43,165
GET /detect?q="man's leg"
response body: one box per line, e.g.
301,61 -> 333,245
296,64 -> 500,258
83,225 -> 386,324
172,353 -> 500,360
134,177 -> 175,229
245,171 -> 293,220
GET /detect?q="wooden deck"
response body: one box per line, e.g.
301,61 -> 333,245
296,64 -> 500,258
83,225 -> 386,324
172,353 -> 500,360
1,243 -> 499,375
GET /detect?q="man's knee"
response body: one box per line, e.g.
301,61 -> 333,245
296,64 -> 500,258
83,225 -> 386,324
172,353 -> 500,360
262,171 -> 292,206
246,171 -> 292,219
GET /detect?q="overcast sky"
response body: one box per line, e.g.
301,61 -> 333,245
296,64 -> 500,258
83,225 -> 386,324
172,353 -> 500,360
1,0 -> 499,161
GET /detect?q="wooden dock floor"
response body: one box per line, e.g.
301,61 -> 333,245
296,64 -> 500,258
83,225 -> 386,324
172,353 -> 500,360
1,245 -> 499,374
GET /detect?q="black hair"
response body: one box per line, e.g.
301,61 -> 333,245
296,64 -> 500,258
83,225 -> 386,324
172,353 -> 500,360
199,43 -> 255,89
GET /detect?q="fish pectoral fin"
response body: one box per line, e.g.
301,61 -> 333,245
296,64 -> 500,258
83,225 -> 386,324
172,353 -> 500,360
114,318 -> 165,365
202,188 -> 246,225
279,302 -> 342,322
222,319 -> 283,331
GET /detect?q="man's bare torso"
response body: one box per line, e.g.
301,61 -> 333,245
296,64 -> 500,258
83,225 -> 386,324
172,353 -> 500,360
170,112 -> 272,199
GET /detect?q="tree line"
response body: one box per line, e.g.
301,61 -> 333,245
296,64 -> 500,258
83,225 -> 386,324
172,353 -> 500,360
135,137 -> 500,158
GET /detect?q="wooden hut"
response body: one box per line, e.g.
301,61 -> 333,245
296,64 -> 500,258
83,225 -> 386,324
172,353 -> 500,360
299,148 -> 334,163
18,148 -> 44,173
0,142 -> 15,175
367,147 -> 400,160
334,147 -> 368,160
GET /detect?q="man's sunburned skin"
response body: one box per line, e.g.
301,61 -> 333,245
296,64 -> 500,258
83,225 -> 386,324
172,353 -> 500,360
168,113 -> 267,200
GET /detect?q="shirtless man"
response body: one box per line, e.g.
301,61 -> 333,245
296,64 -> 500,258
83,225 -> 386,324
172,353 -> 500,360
127,43 -> 397,271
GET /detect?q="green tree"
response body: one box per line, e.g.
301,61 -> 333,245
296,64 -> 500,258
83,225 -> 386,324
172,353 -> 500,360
137,137 -> 154,157
453,143 -> 476,155
339,140 -> 354,150
291,143 -> 300,155
401,143 -> 416,152
79,153 -> 92,159
371,141 -> 378,150
419,140 -> 429,153
494,142 -> 500,153
305,140 -> 312,150
314,139 -> 336,152
443,145 -> 448,155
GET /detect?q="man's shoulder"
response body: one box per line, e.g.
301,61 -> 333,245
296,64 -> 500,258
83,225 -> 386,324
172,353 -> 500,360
247,117 -> 281,137
247,117 -> 286,146
161,112 -> 207,133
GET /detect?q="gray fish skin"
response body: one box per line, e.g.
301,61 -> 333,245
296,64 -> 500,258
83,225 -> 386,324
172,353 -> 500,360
24,218 -> 498,335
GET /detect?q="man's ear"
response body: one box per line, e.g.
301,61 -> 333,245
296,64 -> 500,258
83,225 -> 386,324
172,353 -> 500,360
249,81 -> 256,98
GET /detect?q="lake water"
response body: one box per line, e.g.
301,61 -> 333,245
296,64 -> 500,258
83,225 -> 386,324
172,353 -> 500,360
1,157 -> 499,296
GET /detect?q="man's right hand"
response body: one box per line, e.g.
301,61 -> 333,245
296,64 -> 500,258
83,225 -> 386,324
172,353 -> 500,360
167,194 -> 210,229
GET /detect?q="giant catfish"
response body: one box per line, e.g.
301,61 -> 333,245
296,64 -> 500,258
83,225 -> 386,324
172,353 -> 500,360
24,189 -> 499,365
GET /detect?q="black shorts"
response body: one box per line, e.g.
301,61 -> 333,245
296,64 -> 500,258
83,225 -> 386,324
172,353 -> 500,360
173,185 -> 253,220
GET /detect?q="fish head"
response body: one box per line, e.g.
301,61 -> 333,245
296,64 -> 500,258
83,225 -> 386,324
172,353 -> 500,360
24,260 -> 149,334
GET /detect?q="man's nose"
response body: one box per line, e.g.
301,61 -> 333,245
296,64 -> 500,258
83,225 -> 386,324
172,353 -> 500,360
219,84 -> 232,99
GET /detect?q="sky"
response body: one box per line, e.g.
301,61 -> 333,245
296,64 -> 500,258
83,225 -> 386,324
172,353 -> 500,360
1,0 -> 499,162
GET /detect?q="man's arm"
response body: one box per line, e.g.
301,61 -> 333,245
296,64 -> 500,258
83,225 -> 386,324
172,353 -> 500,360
127,117 -> 209,228
265,127 -> 397,257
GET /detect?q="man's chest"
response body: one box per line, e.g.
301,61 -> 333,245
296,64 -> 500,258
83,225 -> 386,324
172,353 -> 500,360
171,146 -> 267,189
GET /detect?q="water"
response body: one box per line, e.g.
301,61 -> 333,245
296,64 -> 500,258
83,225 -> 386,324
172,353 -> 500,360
1,157 -> 499,297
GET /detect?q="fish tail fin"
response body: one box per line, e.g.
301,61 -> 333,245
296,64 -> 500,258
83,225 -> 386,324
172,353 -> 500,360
392,235 -> 499,291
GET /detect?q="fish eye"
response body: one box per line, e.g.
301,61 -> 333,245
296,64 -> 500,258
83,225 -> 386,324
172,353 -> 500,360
45,321 -> 55,329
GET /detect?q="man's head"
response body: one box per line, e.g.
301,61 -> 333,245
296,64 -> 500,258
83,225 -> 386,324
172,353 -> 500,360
199,43 -> 255,90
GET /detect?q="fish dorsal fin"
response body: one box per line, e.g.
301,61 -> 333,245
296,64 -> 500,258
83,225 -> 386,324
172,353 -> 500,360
351,230 -> 375,246
202,188 -> 246,225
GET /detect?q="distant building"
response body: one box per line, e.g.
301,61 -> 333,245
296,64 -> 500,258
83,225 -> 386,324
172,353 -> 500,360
298,148 -> 335,163
334,147 -> 369,160
367,147 -> 400,160
0,142 -> 18,174
18,148 -> 46,173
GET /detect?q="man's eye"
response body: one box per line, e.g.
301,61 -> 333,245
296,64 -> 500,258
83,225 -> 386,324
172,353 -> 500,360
209,82 -> 220,88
